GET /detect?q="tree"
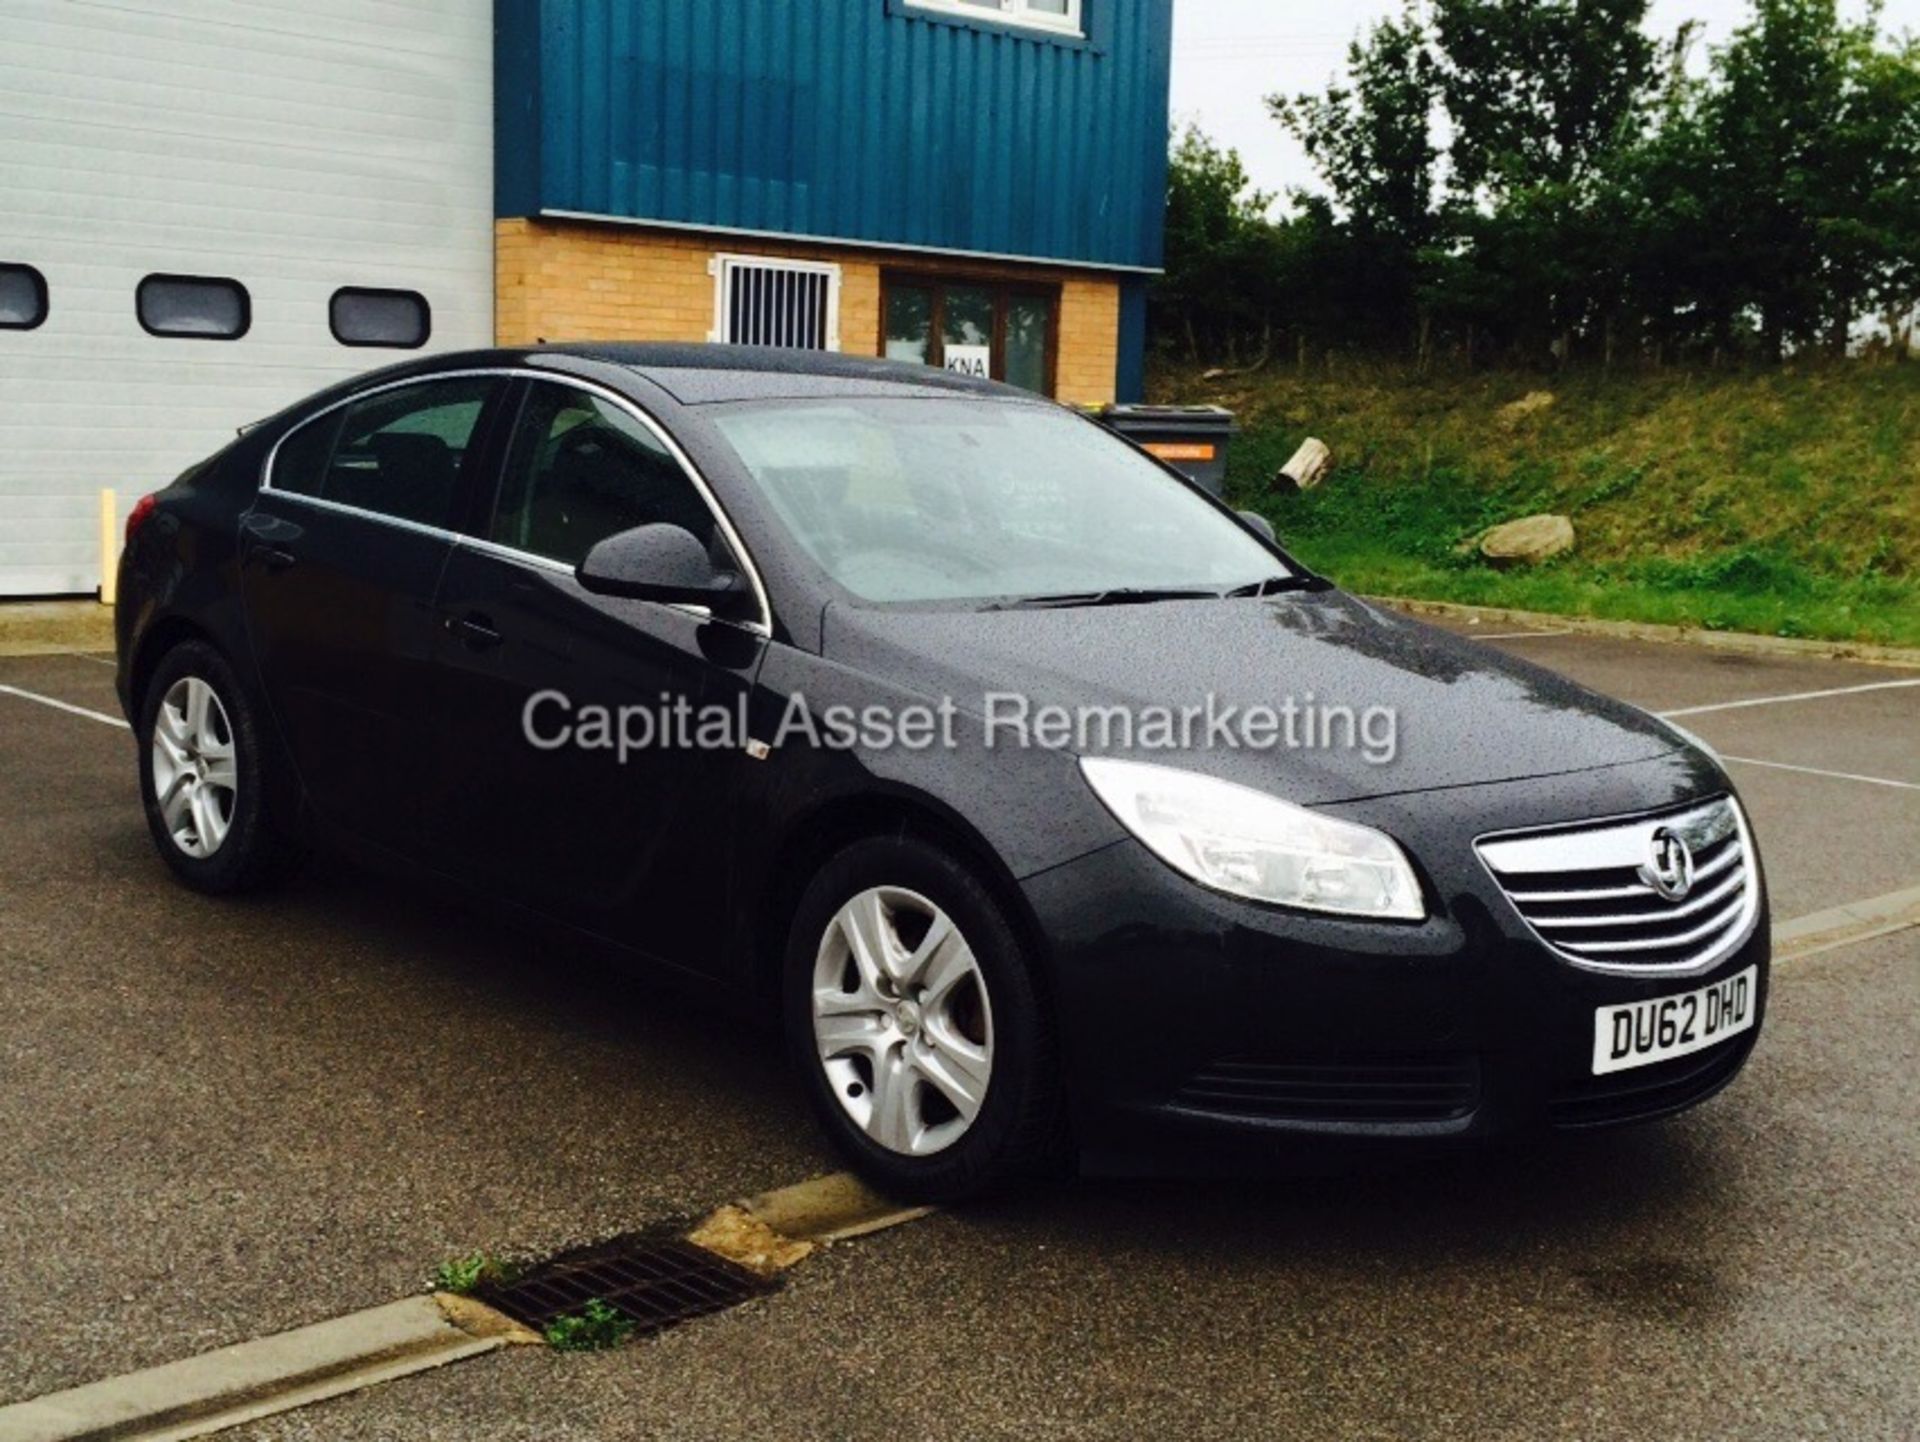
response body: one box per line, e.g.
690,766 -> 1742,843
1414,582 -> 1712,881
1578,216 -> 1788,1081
1270,5 -> 1440,354
1682,0 -> 1920,358
1430,0 -> 1662,364
1153,0 -> 1920,371
1829,27 -> 1920,354
1434,0 -> 1660,201
1154,127 -> 1284,363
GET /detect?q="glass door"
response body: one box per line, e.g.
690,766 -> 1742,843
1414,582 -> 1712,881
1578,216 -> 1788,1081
881,274 -> 1058,396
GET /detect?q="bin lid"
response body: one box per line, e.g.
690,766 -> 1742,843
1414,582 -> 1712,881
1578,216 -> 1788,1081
1096,403 -> 1238,436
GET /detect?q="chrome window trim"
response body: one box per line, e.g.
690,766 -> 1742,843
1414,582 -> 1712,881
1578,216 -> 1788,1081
256,366 -> 773,636
452,531 -> 573,576
255,486 -> 461,546
1474,795 -> 1762,978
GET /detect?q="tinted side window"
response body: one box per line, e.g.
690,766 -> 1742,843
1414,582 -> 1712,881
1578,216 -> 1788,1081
491,384 -> 716,566
270,411 -> 342,497
275,377 -> 495,528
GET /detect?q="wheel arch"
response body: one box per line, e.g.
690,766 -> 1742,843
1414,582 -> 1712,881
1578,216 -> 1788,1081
749,788 -> 1054,1013
129,614 -> 220,720
128,610 -> 310,848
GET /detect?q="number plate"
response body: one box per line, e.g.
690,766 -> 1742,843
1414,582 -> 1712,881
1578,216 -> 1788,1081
1591,965 -> 1758,1075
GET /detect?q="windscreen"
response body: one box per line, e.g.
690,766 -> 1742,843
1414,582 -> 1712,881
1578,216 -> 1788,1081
708,398 -> 1286,605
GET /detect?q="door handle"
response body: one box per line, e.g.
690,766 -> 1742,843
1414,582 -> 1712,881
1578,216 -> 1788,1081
445,612 -> 503,649
241,512 -> 299,571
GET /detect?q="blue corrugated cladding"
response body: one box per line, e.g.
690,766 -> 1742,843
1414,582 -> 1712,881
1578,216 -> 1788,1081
496,0 -> 1172,274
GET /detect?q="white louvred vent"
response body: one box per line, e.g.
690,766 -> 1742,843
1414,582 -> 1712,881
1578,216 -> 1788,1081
711,255 -> 841,351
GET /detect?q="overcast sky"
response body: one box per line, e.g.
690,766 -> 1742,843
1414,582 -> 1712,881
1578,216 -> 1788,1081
1169,0 -> 1920,209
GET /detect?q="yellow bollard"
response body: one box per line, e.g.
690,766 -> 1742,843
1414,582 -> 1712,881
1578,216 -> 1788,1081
99,487 -> 117,606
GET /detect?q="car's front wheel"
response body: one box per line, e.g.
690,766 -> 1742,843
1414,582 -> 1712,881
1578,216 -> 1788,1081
784,835 -> 1063,1199
137,639 -> 303,893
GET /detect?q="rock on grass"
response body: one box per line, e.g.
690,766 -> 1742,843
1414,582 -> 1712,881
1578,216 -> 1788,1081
1481,514 -> 1575,567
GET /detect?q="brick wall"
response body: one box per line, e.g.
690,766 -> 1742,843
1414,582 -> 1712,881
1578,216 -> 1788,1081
495,217 -> 1122,406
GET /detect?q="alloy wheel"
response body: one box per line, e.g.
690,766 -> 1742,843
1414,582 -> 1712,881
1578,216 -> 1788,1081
151,676 -> 238,859
811,885 -> 995,1157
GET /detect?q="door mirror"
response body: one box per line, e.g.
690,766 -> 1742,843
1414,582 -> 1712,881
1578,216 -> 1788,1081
1237,510 -> 1277,545
576,524 -> 750,615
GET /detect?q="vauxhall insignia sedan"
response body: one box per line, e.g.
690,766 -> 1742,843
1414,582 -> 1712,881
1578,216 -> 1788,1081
115,345 -> 1767,1198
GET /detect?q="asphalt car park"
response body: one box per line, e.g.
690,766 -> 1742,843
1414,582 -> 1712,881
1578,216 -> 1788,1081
0,622 -> 1915,1439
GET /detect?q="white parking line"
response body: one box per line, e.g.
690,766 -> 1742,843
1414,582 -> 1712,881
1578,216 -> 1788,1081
1723,755 -> 1920,792
1475,628 -> 1574,641
0,682 -> 129,730
62,650 -> 116,666
1660,678 -> 1920,718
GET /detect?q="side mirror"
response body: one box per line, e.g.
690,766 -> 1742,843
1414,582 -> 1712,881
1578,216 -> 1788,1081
576,523 -> 750,616
1237,510 -> 1277,545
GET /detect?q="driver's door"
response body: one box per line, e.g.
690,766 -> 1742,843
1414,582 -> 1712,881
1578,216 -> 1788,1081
425,380 -> 765,971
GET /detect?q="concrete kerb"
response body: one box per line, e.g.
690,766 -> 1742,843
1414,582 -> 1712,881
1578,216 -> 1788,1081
1371,595 -> 1920,669
0,602 -> 114,659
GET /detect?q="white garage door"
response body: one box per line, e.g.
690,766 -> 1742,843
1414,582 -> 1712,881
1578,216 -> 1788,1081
0,0 -> 494,596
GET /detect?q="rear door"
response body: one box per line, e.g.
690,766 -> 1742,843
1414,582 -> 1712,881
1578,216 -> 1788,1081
425,379 -> 767,972
240,373 -> 508,853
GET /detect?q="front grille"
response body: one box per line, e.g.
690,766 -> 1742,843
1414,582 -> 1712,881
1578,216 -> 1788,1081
1477,796 -> 1759,973
1171,1055 -> 1481,1124
1548,1033 -> 1751,1127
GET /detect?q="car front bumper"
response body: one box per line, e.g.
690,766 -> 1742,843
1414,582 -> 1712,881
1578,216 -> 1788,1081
1020,769 -> 1770,1176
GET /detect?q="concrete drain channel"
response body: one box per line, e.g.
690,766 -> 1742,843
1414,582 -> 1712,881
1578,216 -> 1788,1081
0,1172 -> 929,1442
471,1232 -> 779,1344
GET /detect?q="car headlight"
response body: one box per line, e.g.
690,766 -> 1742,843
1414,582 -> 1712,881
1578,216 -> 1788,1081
1079,757 -> 1424,920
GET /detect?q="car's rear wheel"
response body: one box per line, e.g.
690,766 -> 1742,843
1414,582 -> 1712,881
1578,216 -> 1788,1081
784,835 -> 1063,1199
137,640 -> 303,893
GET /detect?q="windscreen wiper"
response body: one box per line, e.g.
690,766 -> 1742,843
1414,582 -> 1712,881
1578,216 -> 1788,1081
984,586 -> 1224,611
1221,574 -> 1332,598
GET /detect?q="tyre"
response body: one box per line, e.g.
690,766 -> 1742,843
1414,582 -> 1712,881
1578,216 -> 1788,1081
783,834 -> 1064,1200
137,639 -> 304,893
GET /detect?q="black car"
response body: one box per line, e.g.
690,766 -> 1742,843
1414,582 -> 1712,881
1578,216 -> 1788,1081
115,345 -> 1768,1198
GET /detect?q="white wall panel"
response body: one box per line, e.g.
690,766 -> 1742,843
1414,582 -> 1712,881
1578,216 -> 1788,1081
0,0 -> 495,594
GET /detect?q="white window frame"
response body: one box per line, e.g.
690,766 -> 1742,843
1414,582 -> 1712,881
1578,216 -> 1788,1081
903,0 -> 1084,40
709,254 -> 842,351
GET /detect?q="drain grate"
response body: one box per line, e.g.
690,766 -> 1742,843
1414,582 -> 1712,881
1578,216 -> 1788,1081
473,1233 -> 778,1338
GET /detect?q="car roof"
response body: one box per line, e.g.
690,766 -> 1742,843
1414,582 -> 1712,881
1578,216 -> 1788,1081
420,342 -> 1039,406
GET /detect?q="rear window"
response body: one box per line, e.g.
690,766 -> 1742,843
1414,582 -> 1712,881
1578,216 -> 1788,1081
138,274 -> 250,340
330,287 -> 431,349
0,263 -> 47,330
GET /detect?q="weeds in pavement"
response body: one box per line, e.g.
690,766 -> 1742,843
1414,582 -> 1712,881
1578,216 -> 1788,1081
543,1299 -> 636,1351
432,1253 -> 518,1295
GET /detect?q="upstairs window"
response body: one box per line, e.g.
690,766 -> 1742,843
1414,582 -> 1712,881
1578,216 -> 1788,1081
331,287 -> 431,349
712,255 -> 841,351
137,274 -> 250,340
0,263 -> 48,330
904,0 -> 1082,38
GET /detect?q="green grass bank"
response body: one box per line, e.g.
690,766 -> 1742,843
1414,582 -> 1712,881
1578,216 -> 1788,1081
1152,362 -> 1920,647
